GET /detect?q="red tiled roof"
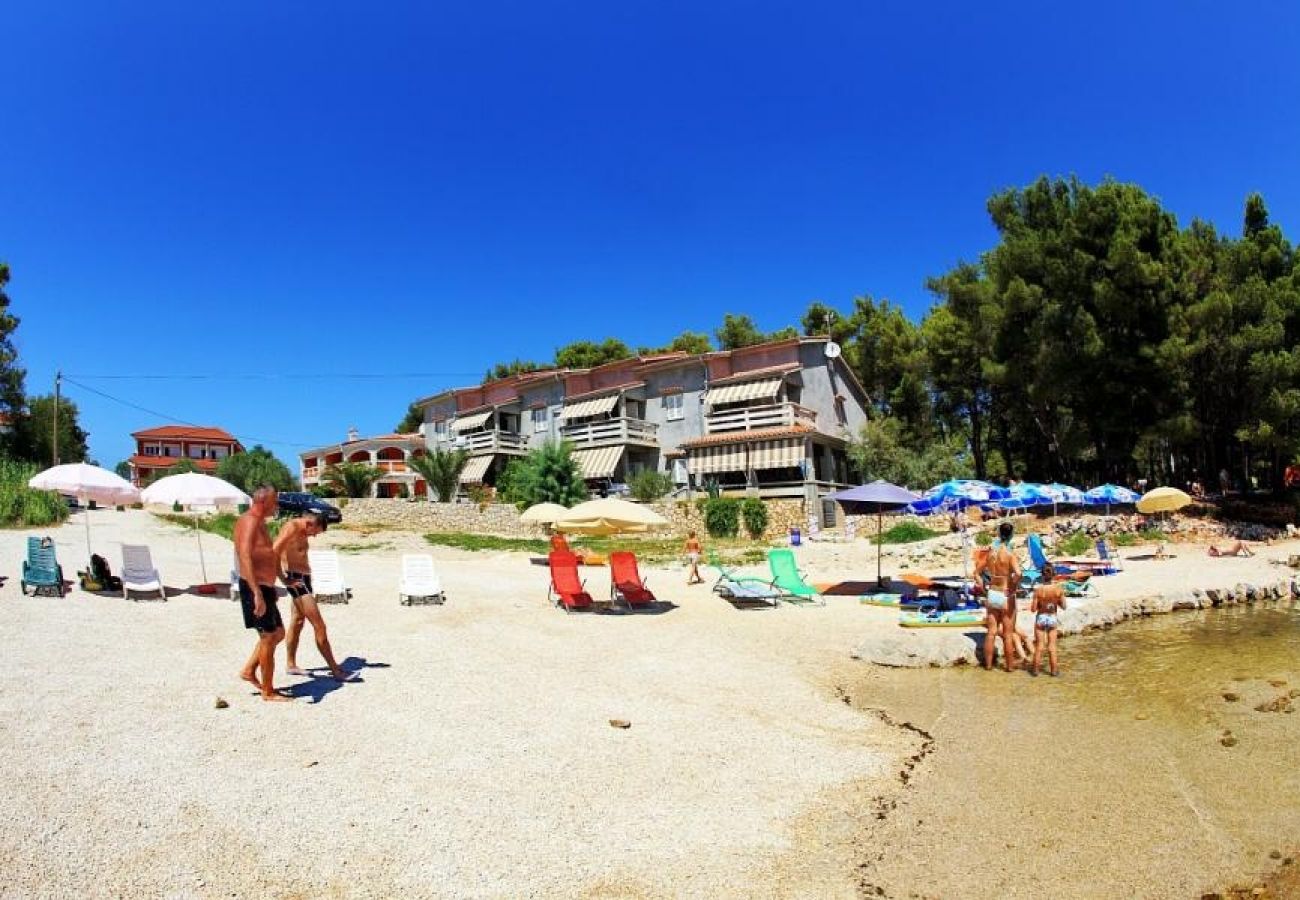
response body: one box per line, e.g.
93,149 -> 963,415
679,424 -> 816,449
344,433 -> 420,444
129,455 -> 219,470
709,363 -> 800,386
131,425 -> 242,445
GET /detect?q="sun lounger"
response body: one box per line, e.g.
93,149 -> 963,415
767,549 -> 823,605
22,538 -> 65,597
609,551 -> 656,610
1058,539 -> 1123,574
708,553 -> 780,606
399,553 -> 445,605
307,549 -> 349,603
547,550 -> 593,613
121,544 -> 165,601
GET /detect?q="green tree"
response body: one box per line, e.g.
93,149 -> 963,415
216,445 -> 297,493
166,457 -> 201,475
714,314 -> 796,350
665,331 -> 713,354
629,468 -> 672,501
0,264 -> 27,457
554,338 -> 634,369
484,359 -> 544,383
407,448 -> 469,502
508,440 -> 588,507
114,460 -> 132,479
16,394 -> 89,465
396,403 -> 424,433
847,417 -> 972,490
320,461 -> 382,498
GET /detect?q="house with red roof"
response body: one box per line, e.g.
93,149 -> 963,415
127,425 -> 245,487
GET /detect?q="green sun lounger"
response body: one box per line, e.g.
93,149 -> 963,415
708,553 -> 780,606
767,549 -> 823,605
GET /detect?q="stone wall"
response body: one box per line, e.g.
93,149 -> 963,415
647,498 -> 807,540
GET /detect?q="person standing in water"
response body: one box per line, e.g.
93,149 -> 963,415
274,511 -> 349,681
975,521 -> 1022,672
236,486 -> 291,702
1030,575 -> 1067,677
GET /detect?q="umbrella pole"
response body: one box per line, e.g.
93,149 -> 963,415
194,513 -> 208,584
876,509 -> 883,585
83,499 -> 92,562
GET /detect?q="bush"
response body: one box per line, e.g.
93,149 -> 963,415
1057,531 -> 1092,556
0,459 -> 70,529
874,521 -> 943,545
703,497 -> 740,538
740,497 -> 768,539
630,469 -> 673,502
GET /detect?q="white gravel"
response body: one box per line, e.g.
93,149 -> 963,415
0,510 -> 902,898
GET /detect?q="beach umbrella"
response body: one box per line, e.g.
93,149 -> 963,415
519,502 -> 569,525
28,462 -> 142,559
1136,486 -> 1192,514
828,480 -> 921,585
141,473 -> 250,589
1083,483 -> 1140,516
553,497 -> 668,536
1042,482 -> 1085,518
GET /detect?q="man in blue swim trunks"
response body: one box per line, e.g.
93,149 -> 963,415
975,521 -> 1022,672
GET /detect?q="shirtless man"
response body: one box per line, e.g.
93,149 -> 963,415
236,485 -> 291,701
274,512 -> 348,681
1029,580 -> 1067,677
975,521 -> 1022,672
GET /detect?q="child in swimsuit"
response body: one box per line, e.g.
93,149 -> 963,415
1029,580 -> 1067,677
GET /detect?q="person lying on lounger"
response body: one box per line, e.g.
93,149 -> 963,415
1208,541 -> 1254,557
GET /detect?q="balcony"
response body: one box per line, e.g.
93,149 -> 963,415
705,402 -> 818,434
375,460 -> 409,474
441,430 -> 529,454
302,466 -> 319,480
560,417 -> 659,448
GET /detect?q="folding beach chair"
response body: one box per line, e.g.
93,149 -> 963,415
22,539 -> 65,597
609,551 -> 656,610
547,550 -> 594,613
767,549 -> 823,605
708,552 -> 780,607
121,544 -> 165,601
1096,539 -> 1124,573
307,549 -> 349,603
399,553 -> 445,605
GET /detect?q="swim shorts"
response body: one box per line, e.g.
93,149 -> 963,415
1036,613 -> 1059,631
284,571 -> 314,599
986,589 -> 1008,611
238,579 -> 283,634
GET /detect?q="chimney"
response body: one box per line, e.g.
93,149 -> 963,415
346,425 -> 359,442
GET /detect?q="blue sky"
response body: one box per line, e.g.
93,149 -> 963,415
3,2 -> 1298,469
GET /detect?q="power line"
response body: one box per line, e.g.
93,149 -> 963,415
66,371 -> 483,381
60,375 -> 316,450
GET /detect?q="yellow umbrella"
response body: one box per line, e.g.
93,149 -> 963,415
519,502 -> 569,524
553,497 -> 668,536
1136,486 -> 1192,514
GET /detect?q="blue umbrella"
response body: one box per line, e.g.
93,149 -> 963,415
1083,483 -> 1140,515
828,480 -> 921,584
924,479 -> 1010,503
1044,483 -> 1085,505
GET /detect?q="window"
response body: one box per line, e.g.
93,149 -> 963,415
434,420 -> 448,439
143,445 -> 159,456
212,447 -> 229,459
188,445 -> 205,459
664,393 -> 684,421
835,397 -> 847,425
532,407 -> 548,432
164,445 -> 180,457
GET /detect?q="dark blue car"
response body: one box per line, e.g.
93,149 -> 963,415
276,491 -> 343,523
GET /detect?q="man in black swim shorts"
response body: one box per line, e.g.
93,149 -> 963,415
274,512 -> 348,681
235,486 -> 292,702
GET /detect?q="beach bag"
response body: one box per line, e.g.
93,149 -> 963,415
90,554 -> 123,591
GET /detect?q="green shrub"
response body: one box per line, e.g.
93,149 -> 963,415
0,459 -> 70,529
740,497 -> 768,539
703,497 -> 740,538
156,511 -> 283,541
1056,531 -> 1092,557
974,531 -> 993,546
1111,532 -> 1140,547
874,521 -> 944,545
629,469 -> 673,502
1137,527 -> 1167,542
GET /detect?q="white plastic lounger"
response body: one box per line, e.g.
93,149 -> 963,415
307,549 -> 349,603
229,547 -> 240,601
399,554 -> 445,605
121,544 -> 165,601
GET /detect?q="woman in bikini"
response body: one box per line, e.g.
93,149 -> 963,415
1030,578 -> 1067,677
975,521 -> 1022,672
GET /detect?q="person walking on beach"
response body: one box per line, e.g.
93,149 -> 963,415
975,521 -> 1022,672
1029,577 -> 1067,677
274,512 -> 349,681
684,530 -> 704,585
236,485 -> 291,702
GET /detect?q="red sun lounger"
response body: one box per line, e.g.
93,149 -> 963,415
609,551 -> 656,610
548,551 -> 594,613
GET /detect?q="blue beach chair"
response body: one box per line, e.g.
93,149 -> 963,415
22,538 -> 65,597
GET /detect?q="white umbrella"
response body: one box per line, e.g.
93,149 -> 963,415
29,463 -> 142,560
519,502 -> 570,525
554,498 -> 668,536
141,473 -> 249,588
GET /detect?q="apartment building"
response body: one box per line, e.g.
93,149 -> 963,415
300,429 -> 428,498
127,425 -> 244,487
411,336 -> 869,506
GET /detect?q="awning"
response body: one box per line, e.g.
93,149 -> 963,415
749,438 -> 805,471
703,377 -> 782,406
572,445 -> 624,480
688,443 -> 748,475
561,393 -> 620,420
451,410 -> 493,432
459,455 -> 494,484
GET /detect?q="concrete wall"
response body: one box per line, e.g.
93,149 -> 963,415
796,343 -> 867,441
518,380 -> 566,450
642,360 -> 708,465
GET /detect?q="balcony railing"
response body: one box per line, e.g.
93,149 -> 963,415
559,417 -> 659,447
437,430 -> 529,454
302,466 -> 319,480
375,460 -> 408,473
705,402 -> 818,434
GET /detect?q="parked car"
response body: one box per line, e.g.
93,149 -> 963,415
276,492 -> 343,523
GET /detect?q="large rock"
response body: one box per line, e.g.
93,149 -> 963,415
851,629 -> 979,668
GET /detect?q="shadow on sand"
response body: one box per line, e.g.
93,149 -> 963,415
282,656 -> 389,704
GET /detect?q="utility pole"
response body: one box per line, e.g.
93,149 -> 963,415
53,370 -> 61,466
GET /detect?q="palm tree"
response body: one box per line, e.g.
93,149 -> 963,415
407,448 -> 469,502
321,461 -> 382,498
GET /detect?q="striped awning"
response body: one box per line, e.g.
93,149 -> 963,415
688,443 -> 749,475
561,393 -> 620,420
749,438 -> 805,471
703,377 -> 782,406
459,454 -> 494,484
451,410 -> 493,432
572,445 -> 624,480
